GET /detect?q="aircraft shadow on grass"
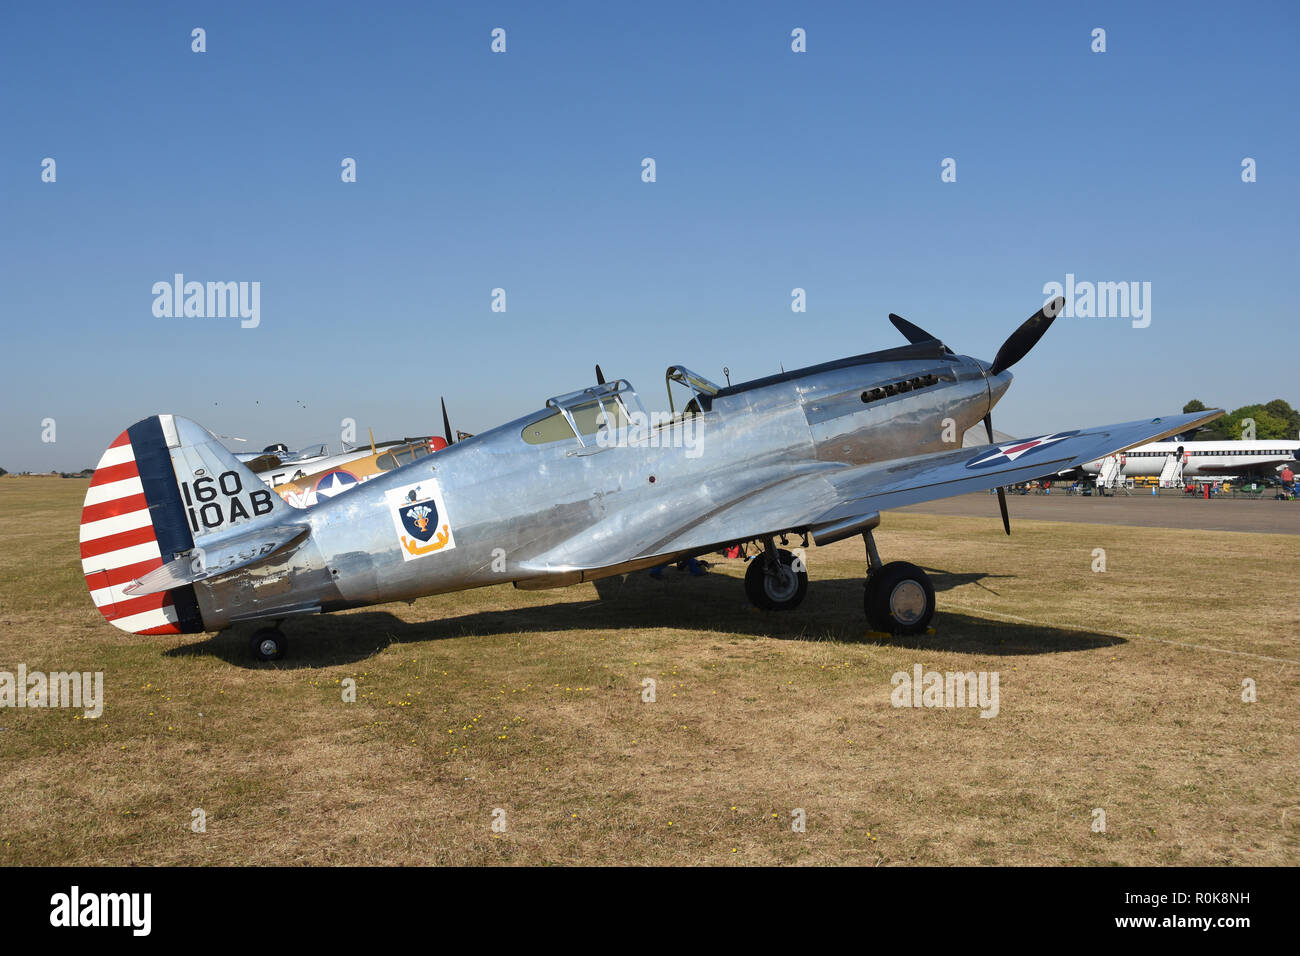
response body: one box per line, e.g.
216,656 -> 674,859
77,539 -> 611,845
167,564 -> 1125,669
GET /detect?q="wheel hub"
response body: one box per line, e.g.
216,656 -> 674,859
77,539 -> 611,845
258,638 -> 279,657
765,565 -> 798,602
888,580 -> 927,624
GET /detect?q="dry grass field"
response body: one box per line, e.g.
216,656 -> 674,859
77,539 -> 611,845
1,476 -> 1296,866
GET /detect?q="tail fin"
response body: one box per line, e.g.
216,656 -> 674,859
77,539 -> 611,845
79,414 -> 291,635
161,415 -> 291,536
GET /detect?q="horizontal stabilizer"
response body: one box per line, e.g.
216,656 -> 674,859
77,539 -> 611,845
123,524 -> 309,596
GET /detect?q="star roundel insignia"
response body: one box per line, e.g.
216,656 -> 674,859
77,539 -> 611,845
314,470 -> 360,498
965,430 -> 1079,469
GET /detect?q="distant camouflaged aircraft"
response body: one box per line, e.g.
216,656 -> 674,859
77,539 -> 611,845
272,435 -> 448,508
78,299 -> 1221,660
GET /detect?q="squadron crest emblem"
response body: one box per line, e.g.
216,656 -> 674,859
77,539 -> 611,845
386,481 -> 456,559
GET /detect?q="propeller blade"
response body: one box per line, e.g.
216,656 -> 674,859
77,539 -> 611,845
441,396 -> 454,446
984,413 -> 1010,535
996,487 -> 1011,536
888,313 -> 940,345
989,296 -> 1064,376
595,364 -> 606,385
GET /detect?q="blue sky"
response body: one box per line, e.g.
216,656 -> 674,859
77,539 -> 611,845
2,0 -> 1296,470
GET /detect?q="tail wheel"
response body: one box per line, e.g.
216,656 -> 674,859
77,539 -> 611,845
251,627 -> 286,662
864,561 -> 934,635
744,549 -> 808,611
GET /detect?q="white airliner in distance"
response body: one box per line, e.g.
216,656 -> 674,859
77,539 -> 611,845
1078,439 -> 1300,485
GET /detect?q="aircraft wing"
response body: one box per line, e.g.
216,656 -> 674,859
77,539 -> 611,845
513,409 -> 1226,579
631,408 -> 1225,561
808,409 -> 1224,526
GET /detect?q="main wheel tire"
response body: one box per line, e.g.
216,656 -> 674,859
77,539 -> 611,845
251,627 -> 286,662
864,561 -> 935,635
744,549 -> 808,611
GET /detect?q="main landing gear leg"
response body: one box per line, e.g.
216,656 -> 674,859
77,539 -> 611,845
744,535 -> 808,611
861,524 -> 935,636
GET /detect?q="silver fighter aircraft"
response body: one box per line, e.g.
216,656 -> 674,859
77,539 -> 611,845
79,299 -> 1222,660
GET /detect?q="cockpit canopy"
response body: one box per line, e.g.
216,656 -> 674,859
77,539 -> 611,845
375,439 -> 438,471
522,379 -> 641,446
665,366 -> 721,415
519,366 -> 722,446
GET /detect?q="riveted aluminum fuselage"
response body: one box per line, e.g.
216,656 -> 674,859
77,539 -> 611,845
193,350 -> 1010,629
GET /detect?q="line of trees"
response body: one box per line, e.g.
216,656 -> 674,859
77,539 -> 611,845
1183,399 -> 1300,441
0,468 -> 94,478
